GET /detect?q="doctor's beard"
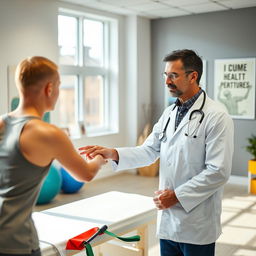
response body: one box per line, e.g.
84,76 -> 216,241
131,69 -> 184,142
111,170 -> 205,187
168,83 -> 183,98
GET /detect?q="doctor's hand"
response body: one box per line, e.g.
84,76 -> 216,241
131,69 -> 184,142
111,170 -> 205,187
79,145 -> 119,161
153,189 -> 179,210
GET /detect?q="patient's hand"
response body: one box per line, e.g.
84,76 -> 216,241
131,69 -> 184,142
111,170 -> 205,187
79,145 -> 119,161
89,154 -> 108,166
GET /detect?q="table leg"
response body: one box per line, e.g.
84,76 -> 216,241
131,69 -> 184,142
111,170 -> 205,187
136,225 -> 149,256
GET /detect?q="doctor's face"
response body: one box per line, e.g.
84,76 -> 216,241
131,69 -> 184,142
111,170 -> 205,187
163,60 -> 194,102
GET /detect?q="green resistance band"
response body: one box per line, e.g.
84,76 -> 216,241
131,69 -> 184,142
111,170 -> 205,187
84,228 -> 140,256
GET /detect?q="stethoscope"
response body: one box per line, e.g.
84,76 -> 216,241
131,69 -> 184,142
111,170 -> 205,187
158,90 -> 206,142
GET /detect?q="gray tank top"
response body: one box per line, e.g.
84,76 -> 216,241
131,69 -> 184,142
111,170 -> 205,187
0,114 -> 51,254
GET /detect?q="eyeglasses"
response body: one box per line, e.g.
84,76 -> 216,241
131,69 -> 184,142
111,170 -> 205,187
162,70 -> 194,80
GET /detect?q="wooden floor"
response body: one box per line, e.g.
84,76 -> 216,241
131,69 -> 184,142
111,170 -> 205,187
35,172 -> 256,256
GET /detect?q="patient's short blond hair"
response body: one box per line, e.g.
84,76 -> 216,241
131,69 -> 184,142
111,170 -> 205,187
15,56 -> 58,89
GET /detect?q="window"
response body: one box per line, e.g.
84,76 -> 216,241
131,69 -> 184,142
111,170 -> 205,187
58,15 -> 77,65
84,76 -> 104,127
57,10 -> 118,137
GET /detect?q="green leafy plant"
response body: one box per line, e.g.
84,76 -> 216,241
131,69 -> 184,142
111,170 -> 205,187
246,134 -> 256,160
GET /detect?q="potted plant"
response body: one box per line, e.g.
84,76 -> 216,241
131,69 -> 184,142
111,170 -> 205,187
246,134 -> 256,172
246,134 -> 256,194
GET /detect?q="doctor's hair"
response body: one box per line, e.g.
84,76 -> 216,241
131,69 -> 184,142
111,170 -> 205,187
163,49 -> 202,85
15,56 -> 58,90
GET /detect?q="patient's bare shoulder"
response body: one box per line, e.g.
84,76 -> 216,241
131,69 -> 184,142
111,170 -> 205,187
23,119 -> 62,139
19,119 -> 70,166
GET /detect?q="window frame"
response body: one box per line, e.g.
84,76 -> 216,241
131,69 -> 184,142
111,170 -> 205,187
57,8 -> 118,137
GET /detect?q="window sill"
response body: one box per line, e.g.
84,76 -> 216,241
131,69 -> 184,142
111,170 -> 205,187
70,129 -> 118,140
86,130 -> 118,138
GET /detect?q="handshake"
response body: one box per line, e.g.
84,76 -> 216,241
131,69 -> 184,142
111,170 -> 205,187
79,145 -> 119,162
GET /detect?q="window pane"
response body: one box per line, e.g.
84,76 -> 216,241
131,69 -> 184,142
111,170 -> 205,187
59,75 -> 77,127
84,76 -> 104,127
83,19 -> 104,66
58,15 -> 78,65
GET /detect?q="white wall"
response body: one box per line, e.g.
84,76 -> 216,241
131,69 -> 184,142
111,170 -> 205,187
124,16 -> 138,146
0,0 -> 152,179
0,0 -> 58,114
137,17 -> 151,136
124,16 -> 151,147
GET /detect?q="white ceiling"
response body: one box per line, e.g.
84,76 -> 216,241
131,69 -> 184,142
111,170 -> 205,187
60,0 -> 256,19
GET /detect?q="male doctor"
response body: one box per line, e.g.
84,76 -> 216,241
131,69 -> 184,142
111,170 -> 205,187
80,49 -> 234,256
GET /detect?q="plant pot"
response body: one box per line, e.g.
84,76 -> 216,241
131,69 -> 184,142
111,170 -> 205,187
250,178 -> 256,194
248,160 -> 256,175
248,160 -> 256,194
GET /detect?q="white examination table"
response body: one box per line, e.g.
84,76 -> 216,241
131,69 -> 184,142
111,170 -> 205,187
33,191 -> 157,256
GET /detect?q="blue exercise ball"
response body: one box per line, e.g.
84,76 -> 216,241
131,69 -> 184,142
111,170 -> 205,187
37,165 -> 62,205
60,167 -> 84,193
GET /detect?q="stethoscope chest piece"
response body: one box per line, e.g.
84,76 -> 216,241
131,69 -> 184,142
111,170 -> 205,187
159,116 -> 170,143
159,132 -> 167,142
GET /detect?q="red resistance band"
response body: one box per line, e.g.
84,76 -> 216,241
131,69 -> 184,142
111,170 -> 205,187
66,227 -> 101,250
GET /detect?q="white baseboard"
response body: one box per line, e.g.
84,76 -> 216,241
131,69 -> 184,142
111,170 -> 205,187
228,175 -> 247,186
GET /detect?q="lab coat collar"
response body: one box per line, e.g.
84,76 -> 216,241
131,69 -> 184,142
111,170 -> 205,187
168,104 -> 178,137
172,92 -> 206,138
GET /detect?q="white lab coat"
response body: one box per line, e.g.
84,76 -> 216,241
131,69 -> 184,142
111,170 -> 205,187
113,92 -> 234,244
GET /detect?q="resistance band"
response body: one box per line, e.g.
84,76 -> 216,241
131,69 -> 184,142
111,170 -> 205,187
66,225 -> 140,256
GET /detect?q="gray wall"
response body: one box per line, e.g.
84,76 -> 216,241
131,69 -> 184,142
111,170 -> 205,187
151,7 -> 256,177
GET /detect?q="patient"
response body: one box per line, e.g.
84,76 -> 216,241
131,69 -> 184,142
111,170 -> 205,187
0,56 -> 106,256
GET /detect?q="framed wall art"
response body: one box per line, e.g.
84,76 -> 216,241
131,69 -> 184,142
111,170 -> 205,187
214,58 -> 255,119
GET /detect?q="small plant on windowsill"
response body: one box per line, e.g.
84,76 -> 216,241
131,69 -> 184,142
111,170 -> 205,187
246,134 -> 256,174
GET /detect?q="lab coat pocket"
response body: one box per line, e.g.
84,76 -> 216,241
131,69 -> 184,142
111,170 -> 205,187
184,135 -> 205,165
